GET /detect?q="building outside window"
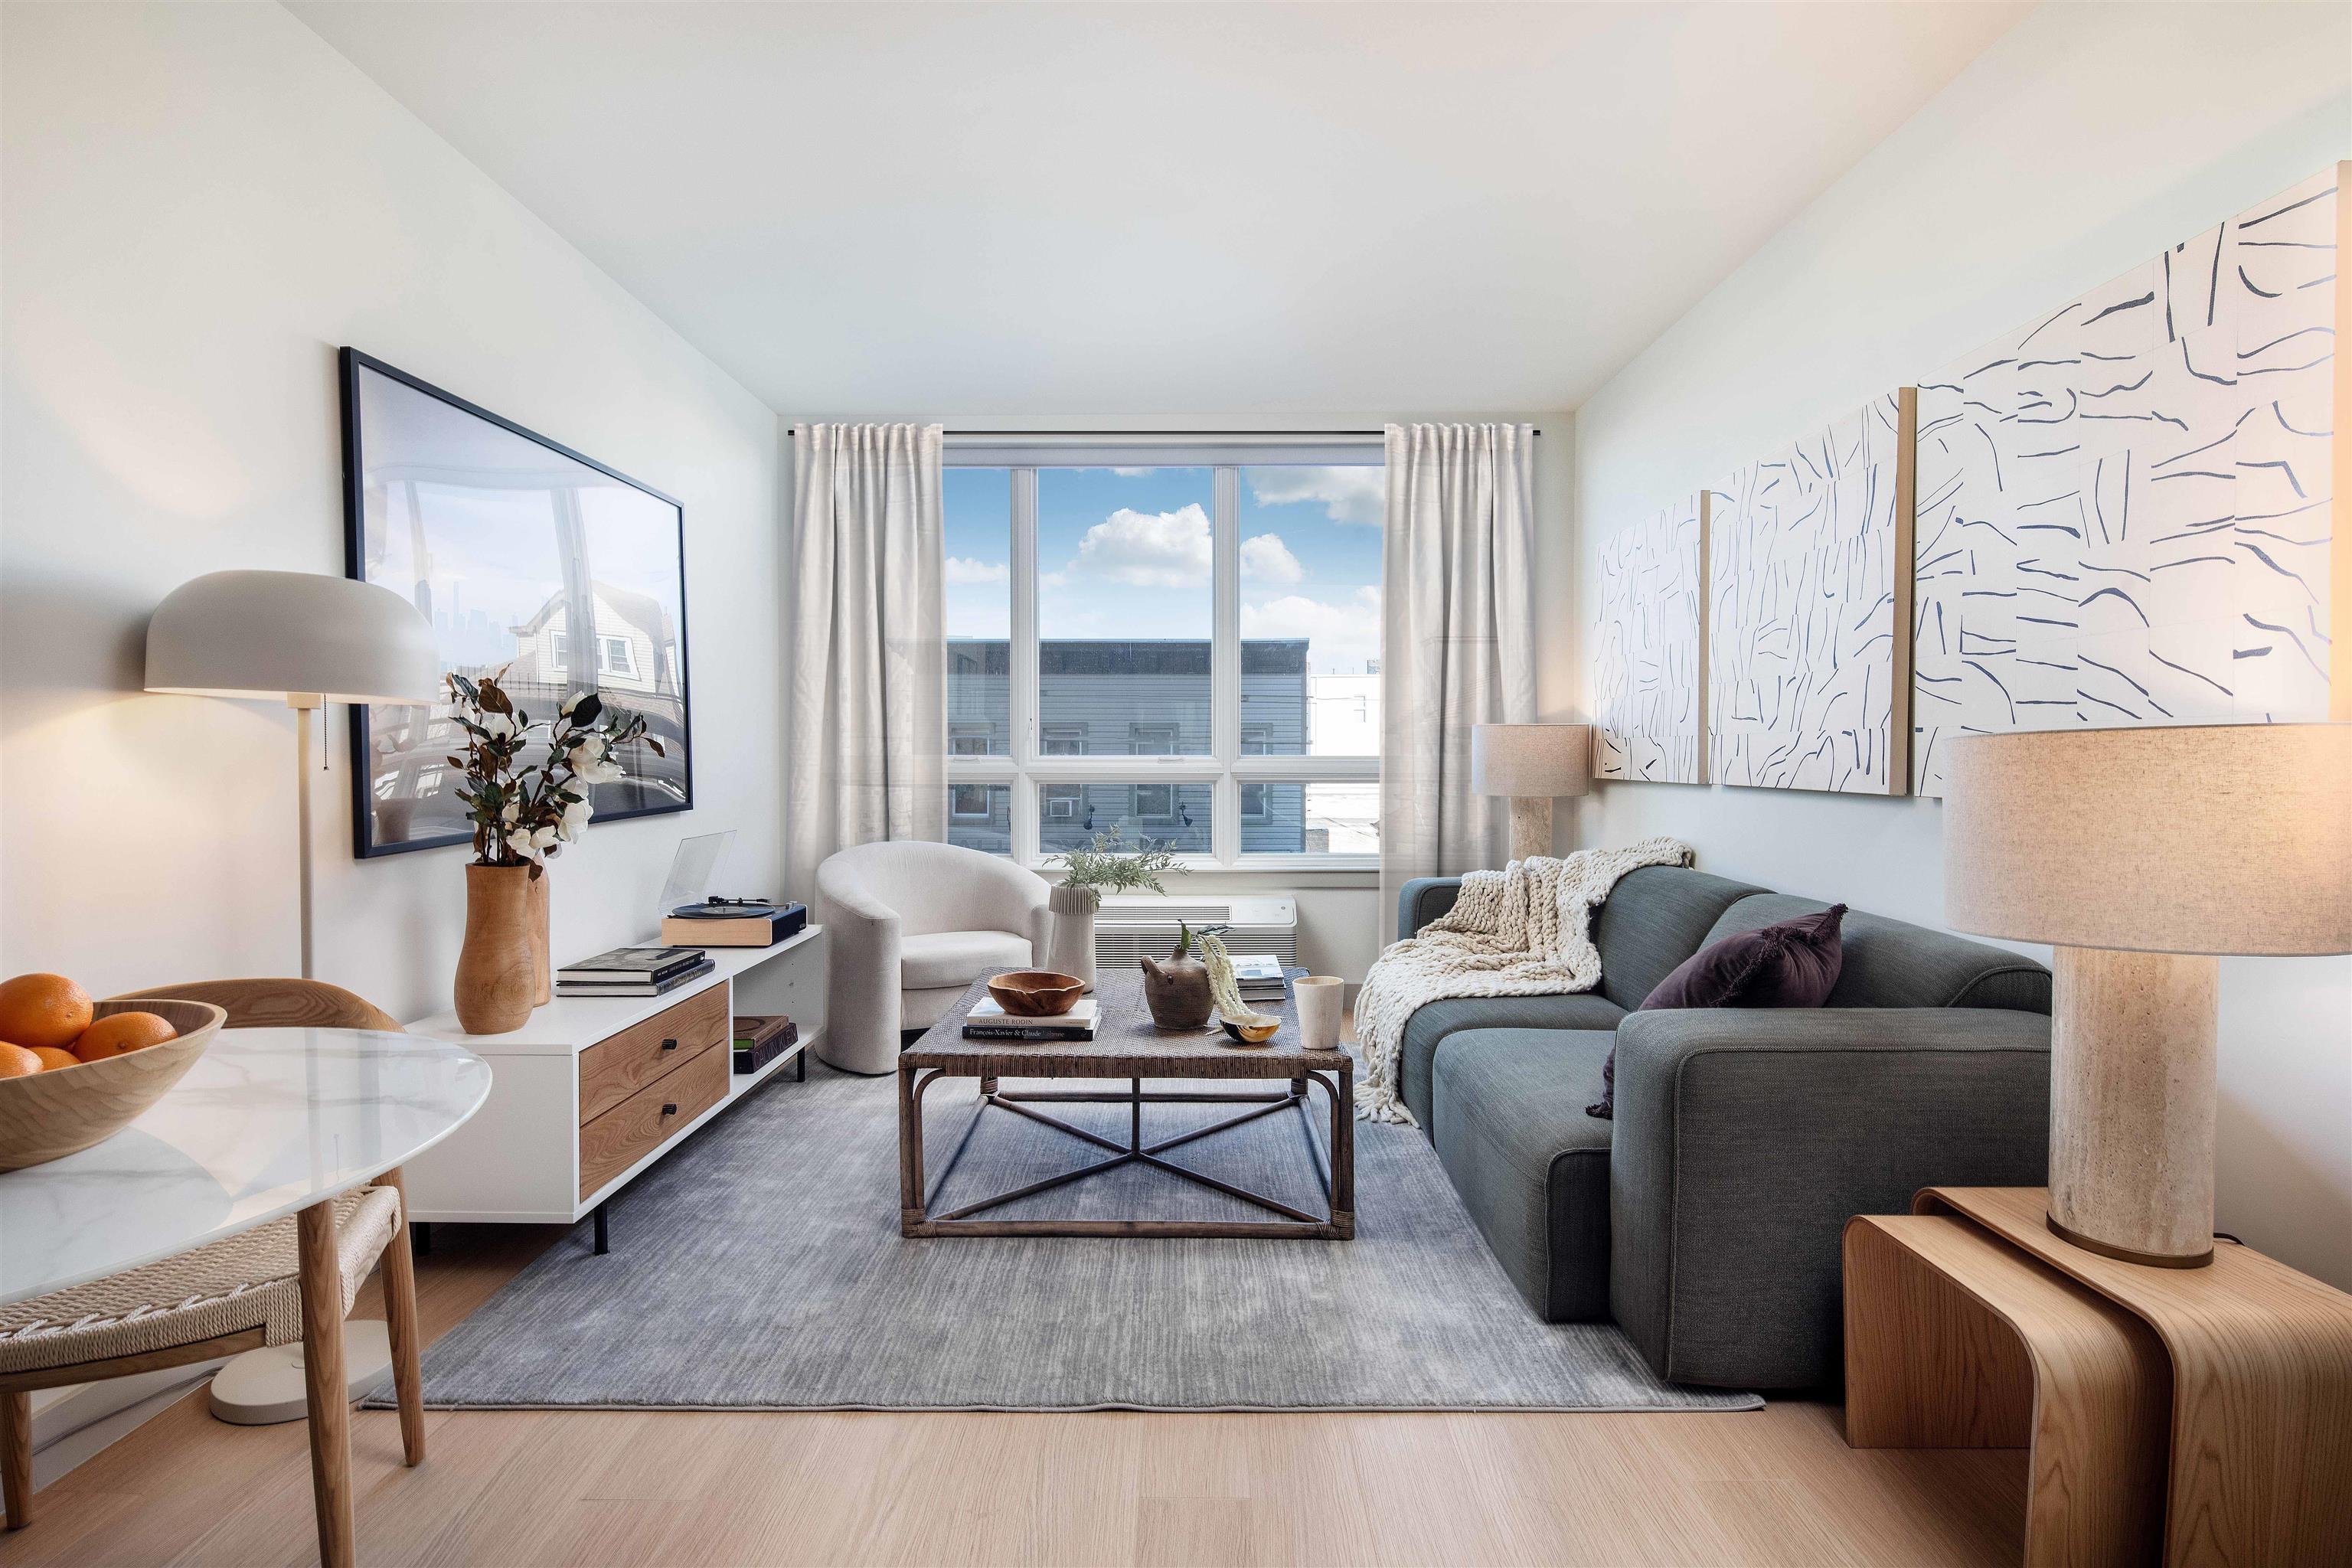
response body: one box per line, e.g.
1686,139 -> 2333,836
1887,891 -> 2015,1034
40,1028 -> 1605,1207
942,448 -> 1381,865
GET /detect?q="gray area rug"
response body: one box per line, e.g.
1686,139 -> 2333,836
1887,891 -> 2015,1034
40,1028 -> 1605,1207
381,1057 -> 1759,1413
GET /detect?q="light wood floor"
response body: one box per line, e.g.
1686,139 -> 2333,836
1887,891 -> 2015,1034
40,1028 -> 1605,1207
5,1221 -> 2027,1567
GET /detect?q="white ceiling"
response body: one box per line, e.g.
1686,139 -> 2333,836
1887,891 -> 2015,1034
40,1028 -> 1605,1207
292,2 -> 2027,417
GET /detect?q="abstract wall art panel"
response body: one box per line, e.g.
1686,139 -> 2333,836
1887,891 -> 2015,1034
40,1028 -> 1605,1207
1707,390 -> 1916,794
1592,494 -> 1706,782
1910,163 -> 2344,796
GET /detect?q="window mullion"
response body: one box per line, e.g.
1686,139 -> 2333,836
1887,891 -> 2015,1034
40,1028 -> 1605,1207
1214,465 -> 1240,865
1011,467 -> 1040,866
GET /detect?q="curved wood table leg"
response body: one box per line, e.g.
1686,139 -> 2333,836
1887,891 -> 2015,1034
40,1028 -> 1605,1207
377,1168 -> 426,1466
297,1200 -> 355,1568
1844,1215 -> 2171,1567
1919,1186 -> 2352,1568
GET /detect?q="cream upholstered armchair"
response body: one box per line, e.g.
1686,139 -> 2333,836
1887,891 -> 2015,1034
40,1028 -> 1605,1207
815,841 -> 1053,1073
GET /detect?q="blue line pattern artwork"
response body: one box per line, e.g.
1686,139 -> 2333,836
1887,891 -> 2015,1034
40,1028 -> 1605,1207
1592,494 -> 1705,782
1911,166 -> 2339,796
1708,394 -> 1911,793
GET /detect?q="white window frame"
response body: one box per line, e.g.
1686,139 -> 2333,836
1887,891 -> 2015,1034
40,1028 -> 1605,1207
943,438 -> 1381,871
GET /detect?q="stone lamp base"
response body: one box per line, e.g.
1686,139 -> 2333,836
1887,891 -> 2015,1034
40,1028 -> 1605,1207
2047,945 -> 2220,1268
1507,796 -> 1553,864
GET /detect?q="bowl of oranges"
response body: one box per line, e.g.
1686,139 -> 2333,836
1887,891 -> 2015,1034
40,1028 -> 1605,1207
0,974 -> 227,1173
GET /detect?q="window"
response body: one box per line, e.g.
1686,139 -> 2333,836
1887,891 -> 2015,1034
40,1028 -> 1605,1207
942,447 -> 1382,867
600,635 -> 635,678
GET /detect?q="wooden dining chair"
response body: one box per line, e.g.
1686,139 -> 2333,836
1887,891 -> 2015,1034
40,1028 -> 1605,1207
0,979 -> 426,1549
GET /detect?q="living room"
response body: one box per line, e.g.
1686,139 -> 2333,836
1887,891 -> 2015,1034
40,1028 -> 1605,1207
2,3 -> 2347,1565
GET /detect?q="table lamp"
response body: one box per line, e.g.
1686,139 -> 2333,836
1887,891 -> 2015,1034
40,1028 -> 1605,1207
1472,723 -> 1591,864
1944,723 -> 2352,1266
147,570 -> 439,978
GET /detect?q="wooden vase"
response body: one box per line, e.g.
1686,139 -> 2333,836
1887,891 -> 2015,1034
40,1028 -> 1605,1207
456,862 -> 536,1034
527,866 -> 551,1006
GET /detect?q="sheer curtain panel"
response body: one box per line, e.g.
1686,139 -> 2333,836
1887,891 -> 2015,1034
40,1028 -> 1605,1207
1379,423 -> 1537,924
786,423 -> 946,889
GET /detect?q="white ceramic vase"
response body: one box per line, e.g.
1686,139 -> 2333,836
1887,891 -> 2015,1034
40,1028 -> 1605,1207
1044,884 -> 1100,992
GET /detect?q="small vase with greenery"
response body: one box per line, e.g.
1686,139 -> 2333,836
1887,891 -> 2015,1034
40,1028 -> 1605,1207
1041,828 -> 1181,993
446,667 -> 663,1031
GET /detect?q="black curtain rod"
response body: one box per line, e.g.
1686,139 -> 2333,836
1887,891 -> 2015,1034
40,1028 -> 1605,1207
942,427 -> 1540,437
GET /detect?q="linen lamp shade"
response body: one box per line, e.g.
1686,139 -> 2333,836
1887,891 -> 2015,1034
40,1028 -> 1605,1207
1943,722 -> 2352,1267
1472,724 -> 1590,863
145,570 -> 439,704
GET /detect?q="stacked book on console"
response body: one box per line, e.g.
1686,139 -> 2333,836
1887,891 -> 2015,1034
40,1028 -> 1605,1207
555,946 -> 714,998
962,996 -> 1099,1042
1228,954 -> 1288,1004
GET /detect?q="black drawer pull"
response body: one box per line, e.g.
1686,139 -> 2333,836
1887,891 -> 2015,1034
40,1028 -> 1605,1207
662,1102 -> 678,1116
661,1037 -> 679,1051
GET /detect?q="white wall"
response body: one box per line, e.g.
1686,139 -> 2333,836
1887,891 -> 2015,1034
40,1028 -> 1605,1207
1569,2 -> 2352,1286
2,2 -> 784,1023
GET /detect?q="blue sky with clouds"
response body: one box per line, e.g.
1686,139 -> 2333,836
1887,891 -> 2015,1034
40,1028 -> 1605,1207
945,465 -> 1382,673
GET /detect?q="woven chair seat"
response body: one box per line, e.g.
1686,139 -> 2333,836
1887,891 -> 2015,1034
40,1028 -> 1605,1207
0,1186 -> 400,1377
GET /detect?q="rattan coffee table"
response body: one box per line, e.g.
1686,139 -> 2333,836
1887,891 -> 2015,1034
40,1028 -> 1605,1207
897,969 -> 1354,1239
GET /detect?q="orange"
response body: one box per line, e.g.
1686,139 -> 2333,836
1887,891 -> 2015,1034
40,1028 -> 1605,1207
0,972 -> 93,1050
29,1047 -> 80,1072
0,1042 -> 40,1079
73,1011 -> 177,1062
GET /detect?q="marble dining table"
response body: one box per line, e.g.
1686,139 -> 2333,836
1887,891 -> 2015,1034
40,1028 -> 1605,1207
0,1026 -> 489,1566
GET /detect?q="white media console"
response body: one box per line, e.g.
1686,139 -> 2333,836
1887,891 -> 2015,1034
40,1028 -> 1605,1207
403,925 -> 827,1246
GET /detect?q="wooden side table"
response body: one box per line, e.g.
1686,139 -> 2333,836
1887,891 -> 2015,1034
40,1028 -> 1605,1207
1843,1185 -> 2352,1568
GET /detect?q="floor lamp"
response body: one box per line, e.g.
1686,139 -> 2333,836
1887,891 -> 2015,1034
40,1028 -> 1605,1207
145,569 -> 439,978
1943,723 -> 2351,1266
145,569 -> 438,1420
1473,724 -> 1591,864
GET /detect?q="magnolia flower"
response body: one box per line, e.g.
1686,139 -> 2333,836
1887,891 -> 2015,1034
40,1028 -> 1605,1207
560,691 -> 583,717
505,825 -> 560,864
479,711 -> 516,742
500,799 -> 519,825
557,798 -> 593,843
569,737 -> 626,785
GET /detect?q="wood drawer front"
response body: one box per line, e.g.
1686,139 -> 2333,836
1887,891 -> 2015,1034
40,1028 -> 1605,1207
578,984 -> 730,1125
577,1044 -> 726,1200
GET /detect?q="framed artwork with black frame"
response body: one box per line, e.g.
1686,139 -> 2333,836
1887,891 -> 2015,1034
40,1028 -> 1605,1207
339,348 -> 694,857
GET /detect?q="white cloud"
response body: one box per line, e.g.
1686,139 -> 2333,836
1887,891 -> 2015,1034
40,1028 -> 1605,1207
1068,503 -> 1211,588
1247,466 -> 1383,525
945,555 -> 1009,585
1240,532 -> 1302,585
1109,467 -> 1152,478
1240,585 -> 1383,673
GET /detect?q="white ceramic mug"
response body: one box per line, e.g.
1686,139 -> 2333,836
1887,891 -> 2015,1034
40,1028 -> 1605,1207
1294,975 -> 1345,1053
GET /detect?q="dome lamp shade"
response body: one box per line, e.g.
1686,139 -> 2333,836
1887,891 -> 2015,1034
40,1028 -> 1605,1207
145,570 -> 439,705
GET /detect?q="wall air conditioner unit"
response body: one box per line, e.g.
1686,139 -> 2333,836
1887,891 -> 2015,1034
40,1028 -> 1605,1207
1092,895 -> 1298,969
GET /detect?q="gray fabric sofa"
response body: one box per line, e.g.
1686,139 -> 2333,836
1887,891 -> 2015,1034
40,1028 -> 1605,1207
1393,865 -> 2053,1390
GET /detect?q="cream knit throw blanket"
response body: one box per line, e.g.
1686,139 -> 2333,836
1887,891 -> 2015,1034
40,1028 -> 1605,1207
1352,836 -> 1694,1124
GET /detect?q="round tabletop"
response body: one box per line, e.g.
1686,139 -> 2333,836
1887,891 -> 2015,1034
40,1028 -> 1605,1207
0,1027 -> 490,1306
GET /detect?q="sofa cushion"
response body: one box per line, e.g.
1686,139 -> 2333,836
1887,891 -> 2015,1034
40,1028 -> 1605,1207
1398,991 -> 1626,1134
1704,894 -> 2051,1013
1592,867 -> 1771,1011
1642,904 -> 1847,1011
898,929 -> 1032,991
1431,1027 -> 1616,1322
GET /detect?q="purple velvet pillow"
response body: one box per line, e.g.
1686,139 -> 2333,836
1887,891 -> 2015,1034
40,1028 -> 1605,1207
1586,905 -> 1847,1120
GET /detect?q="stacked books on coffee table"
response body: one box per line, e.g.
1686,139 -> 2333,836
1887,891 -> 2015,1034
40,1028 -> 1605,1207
555,946 -> 714,998
1228,954 -> 1289,1006
962,995 -> 1099,1042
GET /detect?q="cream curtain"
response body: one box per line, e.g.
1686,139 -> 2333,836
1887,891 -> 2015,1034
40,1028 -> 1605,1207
786,423 -> 946,890
1379,423 -> 1537,925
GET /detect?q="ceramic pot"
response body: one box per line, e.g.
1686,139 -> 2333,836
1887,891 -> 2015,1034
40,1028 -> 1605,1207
527,866 -> 551,1006
1044,884 -> 1099,992
1139,952 -> 1214,1031
456,862 -> 536,1034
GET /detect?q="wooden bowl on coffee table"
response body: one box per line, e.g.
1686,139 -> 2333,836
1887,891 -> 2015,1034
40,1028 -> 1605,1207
986,971 -> 1086,1017
0,998 -> 227,1172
